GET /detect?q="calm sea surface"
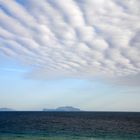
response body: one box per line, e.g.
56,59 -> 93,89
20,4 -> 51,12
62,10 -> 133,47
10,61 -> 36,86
0,112 -> 140,140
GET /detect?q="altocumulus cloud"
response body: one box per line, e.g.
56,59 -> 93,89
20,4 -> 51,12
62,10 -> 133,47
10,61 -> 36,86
0,0 -> 140,84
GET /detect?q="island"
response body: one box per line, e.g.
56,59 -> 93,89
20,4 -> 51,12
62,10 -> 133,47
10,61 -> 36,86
43,106 -> 81,112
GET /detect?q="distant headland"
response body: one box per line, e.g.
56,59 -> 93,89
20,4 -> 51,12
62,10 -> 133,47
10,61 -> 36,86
0,108 -> 15,111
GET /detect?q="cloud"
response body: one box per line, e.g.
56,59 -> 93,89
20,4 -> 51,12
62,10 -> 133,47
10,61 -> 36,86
0,0 -> 140,85
113,73 -> 140,87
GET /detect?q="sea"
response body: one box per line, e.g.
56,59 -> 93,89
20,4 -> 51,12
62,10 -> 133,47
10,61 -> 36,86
0,112 -> 140,140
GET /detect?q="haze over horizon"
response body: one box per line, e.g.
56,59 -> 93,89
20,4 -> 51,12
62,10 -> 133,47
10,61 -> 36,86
0,0 -> 140,111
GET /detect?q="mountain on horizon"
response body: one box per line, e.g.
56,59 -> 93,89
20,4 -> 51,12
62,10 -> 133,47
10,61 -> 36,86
43,106 -> 81,112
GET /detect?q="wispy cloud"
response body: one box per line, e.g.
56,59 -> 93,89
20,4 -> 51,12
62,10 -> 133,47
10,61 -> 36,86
0,0 -> 140,85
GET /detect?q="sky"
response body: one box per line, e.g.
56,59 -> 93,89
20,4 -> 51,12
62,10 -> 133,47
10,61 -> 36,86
0,0 -> 140,111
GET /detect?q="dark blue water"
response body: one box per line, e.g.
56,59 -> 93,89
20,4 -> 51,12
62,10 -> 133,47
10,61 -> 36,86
0,112 -> 140,140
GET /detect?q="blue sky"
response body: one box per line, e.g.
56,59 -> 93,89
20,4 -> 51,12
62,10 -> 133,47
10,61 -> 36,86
0,0 -> 140,111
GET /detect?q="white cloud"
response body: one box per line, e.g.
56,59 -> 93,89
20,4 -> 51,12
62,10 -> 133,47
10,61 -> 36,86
0,0 -> 140,84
